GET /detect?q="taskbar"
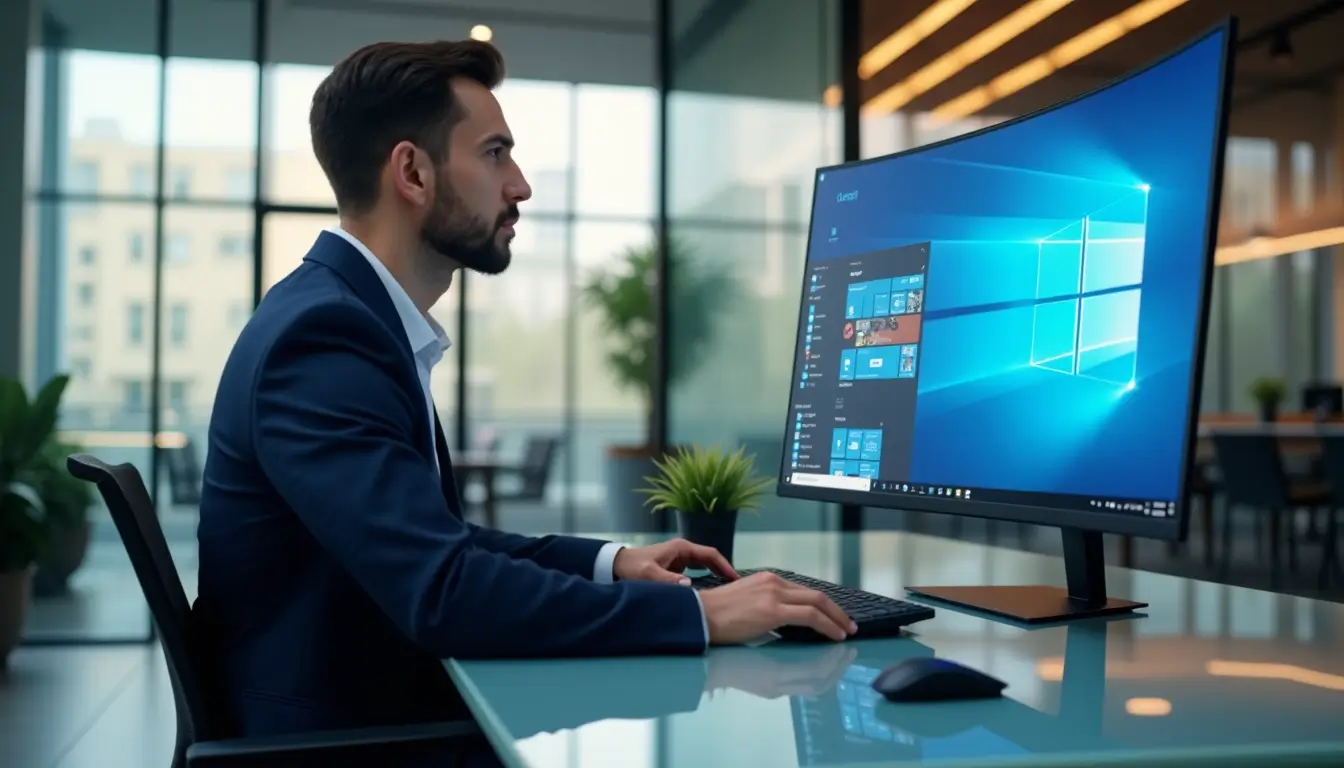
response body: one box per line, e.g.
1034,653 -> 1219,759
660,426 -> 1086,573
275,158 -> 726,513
787,473 -> 1178,518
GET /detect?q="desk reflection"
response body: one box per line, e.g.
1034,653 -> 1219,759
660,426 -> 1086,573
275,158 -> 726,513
450,533 -> 1344,767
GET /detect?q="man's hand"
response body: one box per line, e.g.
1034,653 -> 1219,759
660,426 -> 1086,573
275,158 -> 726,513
699,571 -> 856,643
612,539 -> 738,585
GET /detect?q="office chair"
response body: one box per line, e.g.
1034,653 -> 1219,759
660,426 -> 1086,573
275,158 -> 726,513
1210,434 -> 1329,589
66,454 -> 481,768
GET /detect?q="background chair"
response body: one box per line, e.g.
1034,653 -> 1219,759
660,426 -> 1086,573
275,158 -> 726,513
66,454 -> 481,767
1210,433 -> 1330,589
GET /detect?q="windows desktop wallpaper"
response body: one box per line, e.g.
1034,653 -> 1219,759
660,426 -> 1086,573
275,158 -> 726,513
805,29 -> 1226,502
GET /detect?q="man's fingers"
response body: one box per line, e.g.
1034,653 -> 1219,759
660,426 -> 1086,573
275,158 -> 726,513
650,566 -> 693,586
776,604 -> 849,641
781,583 -> 855,634
687,542 -> 739,579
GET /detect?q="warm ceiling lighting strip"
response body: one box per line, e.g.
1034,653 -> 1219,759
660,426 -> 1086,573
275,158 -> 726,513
862,0 -> 1075,116
929,0 -> 1190,123
859,0 -> 980,79
1215,226 -> 1344,265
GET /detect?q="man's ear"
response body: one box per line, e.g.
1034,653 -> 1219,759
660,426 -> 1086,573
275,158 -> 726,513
389,140 -> 431,207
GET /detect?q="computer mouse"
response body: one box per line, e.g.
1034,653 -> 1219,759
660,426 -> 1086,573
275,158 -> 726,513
871,657 -> 1007,702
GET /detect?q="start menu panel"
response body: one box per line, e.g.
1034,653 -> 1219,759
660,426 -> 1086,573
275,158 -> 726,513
786,243 -> 930,492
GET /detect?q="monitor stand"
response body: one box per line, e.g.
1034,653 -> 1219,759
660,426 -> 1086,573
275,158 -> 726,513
904,528 -> 1147,623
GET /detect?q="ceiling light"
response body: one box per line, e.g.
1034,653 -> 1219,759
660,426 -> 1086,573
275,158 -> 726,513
859,0 -> 979,79
470,25 -> 493,42
928,0 -> 1190,123
863,0 -> 1075,116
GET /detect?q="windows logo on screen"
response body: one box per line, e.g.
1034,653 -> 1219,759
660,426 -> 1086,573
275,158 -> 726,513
1029,184 -> 1148,390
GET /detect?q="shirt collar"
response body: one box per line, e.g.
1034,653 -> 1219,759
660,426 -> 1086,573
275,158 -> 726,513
326,226 -> 451,366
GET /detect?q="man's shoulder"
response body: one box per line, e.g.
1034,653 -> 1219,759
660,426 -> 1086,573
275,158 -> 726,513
249,265 -> 382,346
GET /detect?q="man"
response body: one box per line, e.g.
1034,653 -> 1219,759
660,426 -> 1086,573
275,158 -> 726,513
195,38 -> 855,739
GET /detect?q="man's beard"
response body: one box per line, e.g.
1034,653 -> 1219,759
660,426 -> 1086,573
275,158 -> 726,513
420,182 -> 516,275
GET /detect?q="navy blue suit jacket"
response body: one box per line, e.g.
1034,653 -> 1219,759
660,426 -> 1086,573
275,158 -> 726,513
195,232 -> 705,737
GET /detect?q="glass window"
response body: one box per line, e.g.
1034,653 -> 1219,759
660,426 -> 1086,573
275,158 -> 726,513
667,0 -> 839,532
263,65 -> 333,206
225,168 -> 253,201
57,51 -> 161,199
495,80 -> 573,215
574,220 -> 655,508
167,232 -> 191,263
1226,258 -> 1278,413
1222,138 -> 1276,232
228,300 -> 251,328
169,303 -> 190,347
166,380 -> 190,415
218,233 -> 250,258
574,84 -> 656,218
123,380 -> 146,412
22,3 -> 160,644
129,163 -> 154,196
169,167 -> 193,198
464,215 -> 569,496
70,356 -> 92,379
160,207 -> 255,512
165,53 -> 258,202
128,302 -> 147,345
129,232 -> 147,262
68,160 -> 100,193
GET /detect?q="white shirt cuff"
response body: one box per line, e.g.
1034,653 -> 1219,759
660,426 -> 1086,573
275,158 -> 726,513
593,542 -> 625,584
692,589 -> 710,651
593,542 -> 710,650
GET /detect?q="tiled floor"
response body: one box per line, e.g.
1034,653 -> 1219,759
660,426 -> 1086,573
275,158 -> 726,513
1,645 -> 175,768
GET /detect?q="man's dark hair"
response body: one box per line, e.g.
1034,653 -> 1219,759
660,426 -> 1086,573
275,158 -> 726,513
309,40 -> 505,214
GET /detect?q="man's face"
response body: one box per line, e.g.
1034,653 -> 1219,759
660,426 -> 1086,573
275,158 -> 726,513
419,78 -> 531,274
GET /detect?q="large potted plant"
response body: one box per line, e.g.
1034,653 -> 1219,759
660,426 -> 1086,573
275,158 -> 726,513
31,438 -> 94,597
0,374 -> 67,669
639,444 -> 772,563
1249,377 -> 1286,423
580,238 -> 734,531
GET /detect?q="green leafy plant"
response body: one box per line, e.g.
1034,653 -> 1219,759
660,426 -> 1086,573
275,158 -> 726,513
639,444 -> 773,515
0,374 -> 69,572
1249,377 -> 1286,407
30,439 -> 93,529
580,237 -> 735,444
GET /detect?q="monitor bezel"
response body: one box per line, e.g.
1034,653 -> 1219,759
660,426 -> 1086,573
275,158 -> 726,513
775,18 -> 1238,543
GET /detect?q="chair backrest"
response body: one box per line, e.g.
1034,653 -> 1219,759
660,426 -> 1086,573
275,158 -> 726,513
66,454 -> 218,754
518,436 -> 561,497
1210,433 -> 1290,508
162,439 -> 203,506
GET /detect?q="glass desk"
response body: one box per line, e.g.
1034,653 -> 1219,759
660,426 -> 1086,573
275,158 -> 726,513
445,531 -> 1344,767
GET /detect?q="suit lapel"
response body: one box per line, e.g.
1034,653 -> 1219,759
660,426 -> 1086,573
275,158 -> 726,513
433,406 -> 465,519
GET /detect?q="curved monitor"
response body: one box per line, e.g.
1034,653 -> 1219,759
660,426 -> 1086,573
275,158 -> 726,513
777,20 -> 1235,546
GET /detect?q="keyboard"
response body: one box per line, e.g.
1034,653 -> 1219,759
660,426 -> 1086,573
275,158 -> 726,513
690,567 -> 935,642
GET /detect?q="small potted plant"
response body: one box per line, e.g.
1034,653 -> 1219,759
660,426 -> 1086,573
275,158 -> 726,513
31,438 -> 94,597
639,444 -> 772,563
1249,377 -> 1286,423
0,374 -> 67,669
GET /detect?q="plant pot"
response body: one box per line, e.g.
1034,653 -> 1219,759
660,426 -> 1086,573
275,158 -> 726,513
0,566 -> 35,671
33,519 -> 91,598
604,445 -> 666,533
677,509 -> 739,564
1259,401 -> 1279,423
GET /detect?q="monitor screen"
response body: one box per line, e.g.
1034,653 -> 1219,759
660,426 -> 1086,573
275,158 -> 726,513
778,24 -> 1232,538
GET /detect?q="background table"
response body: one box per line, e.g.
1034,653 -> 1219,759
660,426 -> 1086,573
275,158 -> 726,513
446,531 -> 1344,767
